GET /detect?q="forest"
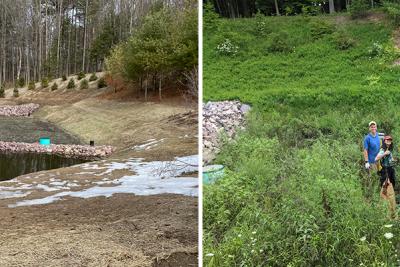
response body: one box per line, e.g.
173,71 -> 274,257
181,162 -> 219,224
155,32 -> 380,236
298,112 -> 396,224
0,0 -> 197,100
206,0 -> 386,17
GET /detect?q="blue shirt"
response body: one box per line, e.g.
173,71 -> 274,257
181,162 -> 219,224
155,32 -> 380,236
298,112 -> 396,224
364,133 -> 381,163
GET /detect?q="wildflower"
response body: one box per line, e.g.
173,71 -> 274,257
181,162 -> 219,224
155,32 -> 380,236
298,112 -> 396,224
360,236 -> 366,242
384,232 -> 394,239
384,224 -> 393,228
228,255 -> 234,258
259,249 -> 263,253
238,234 -> 242,238
251,249 -> 255,253
252,231 -> 256,234
205,253 -> 214,257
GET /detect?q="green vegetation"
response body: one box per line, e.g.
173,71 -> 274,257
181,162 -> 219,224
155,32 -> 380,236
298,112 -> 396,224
0,84 -> 4,98
80,79 -> 89,89
41,78 -> 49,89
67,78 -> 75,89
97,77 -> 107,89
89,73 -> 98,82
204,12 -> 400,266
77,71 -> 85,80
51,82 -> 58,91
62,74 -> 67,81
28,81 -> 35,90
17,77 -> 25,88
106,3 -> 197,98
13,88 -> 18,97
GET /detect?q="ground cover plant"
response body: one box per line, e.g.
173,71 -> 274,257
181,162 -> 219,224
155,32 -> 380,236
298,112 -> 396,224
204,10 -> 400,267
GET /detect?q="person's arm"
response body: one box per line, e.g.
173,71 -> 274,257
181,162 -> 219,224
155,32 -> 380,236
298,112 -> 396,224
363,137 -> 370,169
364,149 -> 369,162
375,149 -> 384,162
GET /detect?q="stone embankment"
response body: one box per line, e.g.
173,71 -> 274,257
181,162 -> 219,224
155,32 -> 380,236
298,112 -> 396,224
0,141 -> 114,160
0,103 -> 40,117
203,100 -> 251,163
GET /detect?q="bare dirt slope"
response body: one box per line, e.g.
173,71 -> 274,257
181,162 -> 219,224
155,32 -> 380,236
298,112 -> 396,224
0,78 -> 198,266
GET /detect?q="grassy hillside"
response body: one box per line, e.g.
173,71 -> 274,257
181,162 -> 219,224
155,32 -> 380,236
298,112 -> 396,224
204,12 -> 400,266
204,13 -> 400,102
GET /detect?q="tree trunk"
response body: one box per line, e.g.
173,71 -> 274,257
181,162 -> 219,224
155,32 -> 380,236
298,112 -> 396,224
329,0 -> 335,14
274,0 -> 280,16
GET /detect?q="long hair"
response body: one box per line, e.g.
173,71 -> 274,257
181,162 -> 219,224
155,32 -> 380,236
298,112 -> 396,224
382,140 -> 394,152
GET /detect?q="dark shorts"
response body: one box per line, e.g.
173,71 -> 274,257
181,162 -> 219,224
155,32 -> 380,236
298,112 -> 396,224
380,166 -> 396,188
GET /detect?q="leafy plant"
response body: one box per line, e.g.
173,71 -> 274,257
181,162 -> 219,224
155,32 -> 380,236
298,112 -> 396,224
216,39 -> 239,56
350,0 -> 370,19
267,31 -> 292,53
310,20 -> 335,40
334,31 -> 356,50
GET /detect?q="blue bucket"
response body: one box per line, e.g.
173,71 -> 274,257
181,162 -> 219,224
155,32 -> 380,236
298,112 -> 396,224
39,137 -> 51,146
203,165 -> 224,185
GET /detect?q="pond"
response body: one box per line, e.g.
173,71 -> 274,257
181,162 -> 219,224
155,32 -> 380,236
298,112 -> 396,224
0,152 -> 87,181
0,116 -> 86,181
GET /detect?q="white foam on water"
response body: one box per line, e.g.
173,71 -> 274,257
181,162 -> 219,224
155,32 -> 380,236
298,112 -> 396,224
9,155 -> 199,207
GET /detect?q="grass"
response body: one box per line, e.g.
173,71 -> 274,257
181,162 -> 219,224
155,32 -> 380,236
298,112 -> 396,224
204,12 -> 400,266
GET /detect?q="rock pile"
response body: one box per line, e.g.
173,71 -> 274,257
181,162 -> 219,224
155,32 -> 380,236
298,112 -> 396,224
0,141 -> 114,160
203,101 -> 251,163
0,103 -> 40,117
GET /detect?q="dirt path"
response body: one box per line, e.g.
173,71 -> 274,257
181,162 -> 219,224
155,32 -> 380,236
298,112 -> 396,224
0,81 -> 198,266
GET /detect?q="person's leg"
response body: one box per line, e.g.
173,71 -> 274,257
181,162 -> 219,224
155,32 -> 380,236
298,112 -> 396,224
388,167 -> 395,188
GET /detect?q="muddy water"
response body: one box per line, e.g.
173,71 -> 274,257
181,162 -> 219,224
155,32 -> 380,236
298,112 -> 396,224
0,152 -> 87,181
0,117 -> 81,144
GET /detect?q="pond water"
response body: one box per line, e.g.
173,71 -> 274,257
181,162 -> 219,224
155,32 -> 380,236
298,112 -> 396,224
0,152 -> 87,181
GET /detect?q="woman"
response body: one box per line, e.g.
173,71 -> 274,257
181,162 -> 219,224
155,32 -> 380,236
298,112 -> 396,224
375,135 -> 396,188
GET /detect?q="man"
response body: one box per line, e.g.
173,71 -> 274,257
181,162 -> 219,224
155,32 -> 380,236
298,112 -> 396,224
364,121 -> 380,171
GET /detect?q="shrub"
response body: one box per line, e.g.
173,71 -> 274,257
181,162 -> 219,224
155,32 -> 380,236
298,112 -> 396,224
41,78 -> 49,88
0,84 -> 4,98
28,81 -> 35,90
310,20 -> 335,40
80,79 -> 89,89
334,32 -> 356,50
89,73 -> 98,81
384,2 -> 400,26
267,32 -> 292,53
350,0 -> 370,19
368,42 -> 384,57
254,12 -> 271,37
67,78 -> 75,89
51,82 -> 58,91
17,77 -> 25,87
216,39 -> 239,56
62,74 -> 67,81
13,88 -> 19,97
77,71 -> 85,80
97,77 -> 107,88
